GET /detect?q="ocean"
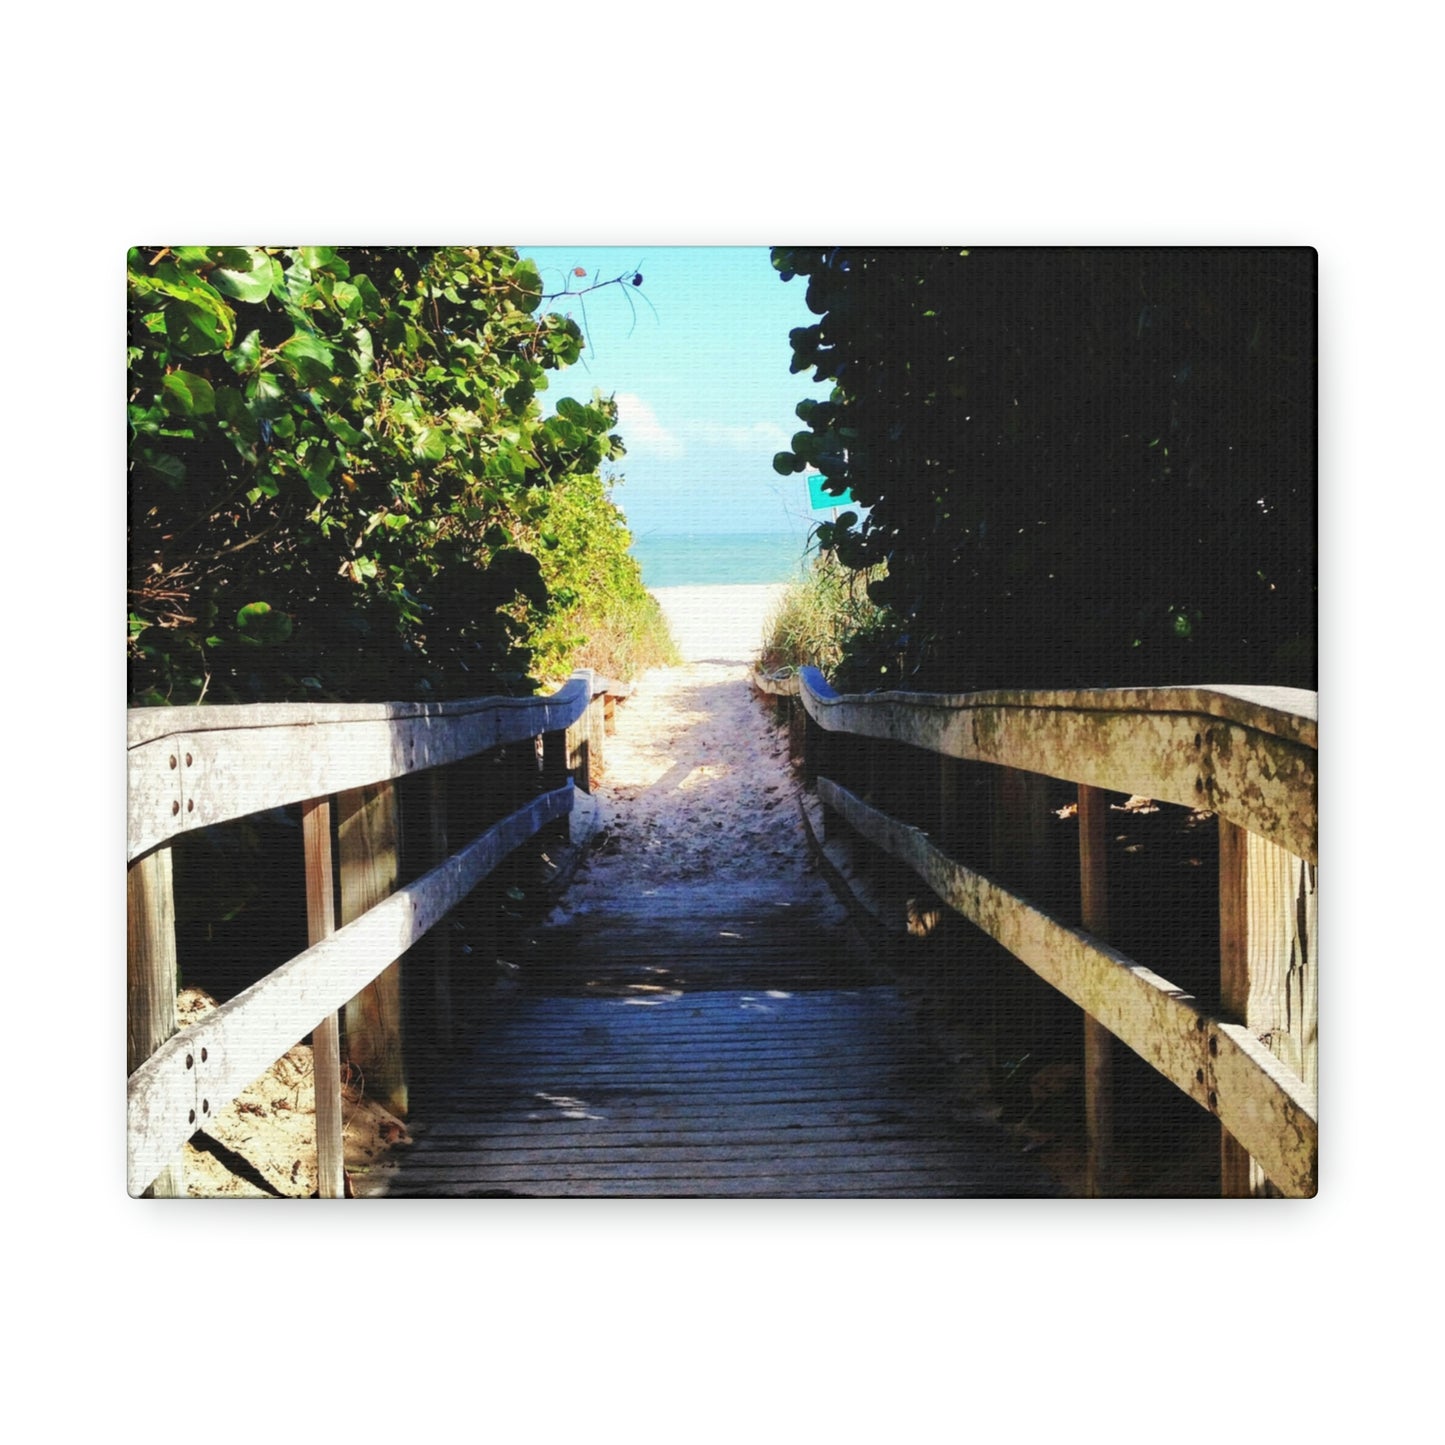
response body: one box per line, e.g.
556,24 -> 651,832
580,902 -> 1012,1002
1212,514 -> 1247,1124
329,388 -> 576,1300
630,531 -> 813,589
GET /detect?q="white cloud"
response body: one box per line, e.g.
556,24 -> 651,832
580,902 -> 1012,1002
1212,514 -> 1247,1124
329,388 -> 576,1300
689,420 -> 792,451
615,393 -> 684,458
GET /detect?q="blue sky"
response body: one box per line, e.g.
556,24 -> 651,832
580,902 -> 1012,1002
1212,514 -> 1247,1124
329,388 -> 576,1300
519,246 -> 831,539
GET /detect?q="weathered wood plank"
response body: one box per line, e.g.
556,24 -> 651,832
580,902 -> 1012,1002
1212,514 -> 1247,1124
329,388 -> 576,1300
591,695 -> 606,779
1220,820 -> 1319,1196
379,1153 -> 997,1183
127,847 -> 183,1198
818,776 -> 1317,1196
127,672 -> 597,744
413,1118 -> 971,1145
1079,783 -> 1115,1197
126,784 -> 574,1196
799,668 -> 1316,863
371,949 -> 1062,1199
127,671 -> 595,861
1245,832 -> 1318,1093
338,781 -> 406,1117
302,797 -> 344,1199
373,1168 -> 1023,1199
1219,818 -> 1254,1195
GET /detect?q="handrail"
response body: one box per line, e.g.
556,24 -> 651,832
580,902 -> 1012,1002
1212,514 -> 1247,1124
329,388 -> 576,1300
796,667 -> 1316,863
778,664 -> 1318,1197
128,671 -> 596,862
127,669 -> 608,1196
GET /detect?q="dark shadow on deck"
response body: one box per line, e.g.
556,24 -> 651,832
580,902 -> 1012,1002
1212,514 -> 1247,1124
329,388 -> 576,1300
359,901 -> 1062,1198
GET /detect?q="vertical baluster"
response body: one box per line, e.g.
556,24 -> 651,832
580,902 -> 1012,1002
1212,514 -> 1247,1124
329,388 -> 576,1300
337,781 -> 408,1119
1218,818 -> 1253,1195
542,725 -> 570,844
302,798 -> 345,1199
1218,819 -> 1317,1196
1078,784 -> 1114,1197
127,846 -> 182,1197
587,693 -> 606,787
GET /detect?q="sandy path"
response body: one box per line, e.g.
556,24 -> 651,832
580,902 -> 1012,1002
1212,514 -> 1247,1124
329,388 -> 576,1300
551,584 -> 841,921
648,583 -> 791,665
554,660 -> 844,920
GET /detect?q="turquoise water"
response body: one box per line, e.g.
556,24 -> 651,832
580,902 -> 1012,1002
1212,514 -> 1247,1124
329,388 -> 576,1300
630,531 -> 812,588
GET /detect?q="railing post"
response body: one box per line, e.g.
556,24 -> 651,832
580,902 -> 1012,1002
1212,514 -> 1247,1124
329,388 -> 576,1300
302,798 -> 345,1199
1218,819 -> 1318,1196
337,780 -> 408,1118
542,725 -> 570,842
587,693 -> 606,787
1078,784 -> 1115,1197
565,716 -> 590,793
127,845 -> 182,1197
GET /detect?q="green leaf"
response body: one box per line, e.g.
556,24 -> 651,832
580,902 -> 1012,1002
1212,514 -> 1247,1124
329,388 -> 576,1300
301,446 -> 336,500
138,449 -> 187,489
324,413 -> 367,449
414,426 -> 448,461
510,259 -> 543,314
299,247 -> 349,279
161,370 -> 216,416
352,325 -> 374,374
163,288 -> 235,354
235,601 -> 293,646
211,251 -> 283,304
277,329 -> 335,384
353,274 -> 381,315
231,329 -> 263,373
249,372 -> 285,415
331,281 -> 361,318
215,385 -> 258,441
790,430 -> 821,463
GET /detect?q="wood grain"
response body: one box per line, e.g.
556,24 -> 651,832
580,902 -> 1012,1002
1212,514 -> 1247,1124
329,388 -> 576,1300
126,784 -> 574,1196
302,797 -> 344,1199
127,671 -> 597,860
818,776 -> 1317,1196
797,668 -> 1316,863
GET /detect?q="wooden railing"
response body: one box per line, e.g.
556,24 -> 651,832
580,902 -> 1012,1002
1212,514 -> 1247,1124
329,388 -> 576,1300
126,670 -> 616,1197
756,666 -> 1318,1198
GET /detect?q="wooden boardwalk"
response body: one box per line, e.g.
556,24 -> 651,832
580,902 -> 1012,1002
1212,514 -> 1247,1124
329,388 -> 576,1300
359,899 -> 1061,1198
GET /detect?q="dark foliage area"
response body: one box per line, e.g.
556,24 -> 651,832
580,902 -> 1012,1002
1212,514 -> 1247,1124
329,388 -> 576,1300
772,246 -> 1316,693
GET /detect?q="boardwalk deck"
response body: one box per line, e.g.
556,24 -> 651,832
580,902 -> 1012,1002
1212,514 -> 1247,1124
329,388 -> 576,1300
357,901 -> 1061,1198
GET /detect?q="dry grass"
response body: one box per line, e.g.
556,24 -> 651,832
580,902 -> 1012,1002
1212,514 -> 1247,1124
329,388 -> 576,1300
758,554 -> 888,676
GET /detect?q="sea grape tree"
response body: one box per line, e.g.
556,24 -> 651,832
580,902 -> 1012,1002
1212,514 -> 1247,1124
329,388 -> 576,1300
128,245 -> 626,704
772,247 -> 1316,692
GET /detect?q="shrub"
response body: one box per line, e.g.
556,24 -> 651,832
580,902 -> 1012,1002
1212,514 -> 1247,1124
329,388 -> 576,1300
522,465 -> 681,681
759,549 -> 892,679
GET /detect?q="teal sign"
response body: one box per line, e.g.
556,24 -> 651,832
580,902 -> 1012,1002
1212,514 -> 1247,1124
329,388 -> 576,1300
808,473 -> 854,511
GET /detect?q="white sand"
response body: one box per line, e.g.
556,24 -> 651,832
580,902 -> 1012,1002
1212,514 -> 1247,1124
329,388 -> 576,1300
557,661 -> 820,909
551,578 -> 847,918
649,583 -> 791,664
